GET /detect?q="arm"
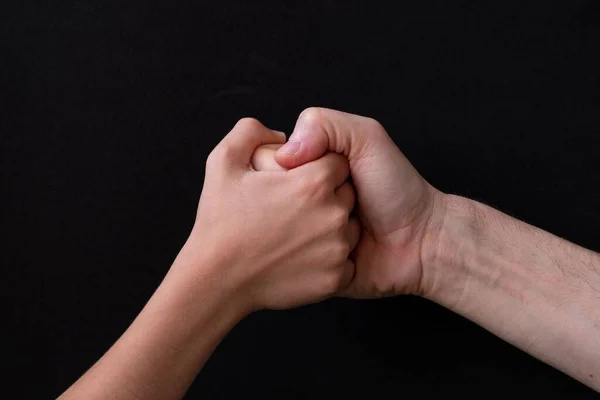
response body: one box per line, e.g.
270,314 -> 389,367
59,118 -> 359,400
273,107 -> 600,391
424,194 -> 600,389
59,245 -> 246,400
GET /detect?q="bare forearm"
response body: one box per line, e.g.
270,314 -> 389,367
59,245 -> 246,400
425,194 -> 600,390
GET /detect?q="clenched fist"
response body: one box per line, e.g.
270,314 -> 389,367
179,118 -> 360,312
270,108 -> 446,299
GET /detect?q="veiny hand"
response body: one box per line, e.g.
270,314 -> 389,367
270,108 -> 446,298
179,118 -> 360,313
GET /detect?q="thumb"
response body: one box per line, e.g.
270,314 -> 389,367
275,107 -> 381,169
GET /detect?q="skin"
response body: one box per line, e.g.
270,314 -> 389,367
274,107 -> 600,391
59,118 -> 360,400
59,108 -> 600,398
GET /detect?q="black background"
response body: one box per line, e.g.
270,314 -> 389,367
2,1 -> 600,398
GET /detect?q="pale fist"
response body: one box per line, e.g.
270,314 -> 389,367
186,118 -> 360,312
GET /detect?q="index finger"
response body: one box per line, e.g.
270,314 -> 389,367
251,144 -> 288,171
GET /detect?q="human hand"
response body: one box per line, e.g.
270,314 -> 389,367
272,108 -> 446,298
178,118 -> 360,313
251,143 -> 287,171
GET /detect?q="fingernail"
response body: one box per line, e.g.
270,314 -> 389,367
277,140 -> 301,155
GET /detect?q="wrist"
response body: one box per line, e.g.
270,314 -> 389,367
164,235 -> 254,323
420,193 -> 478,306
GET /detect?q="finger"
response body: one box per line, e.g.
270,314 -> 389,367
335,182 -> 356,212
261,143 -> 285,150
275,107 -> 392,169
251,144 -> 287,171
215,118 -> 286,170
335,259 -> 356,293
346,217 -> 361,252
289,151 -> 349,189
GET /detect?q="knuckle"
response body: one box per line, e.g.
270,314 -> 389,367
217,144 -> 237,162
364,117 -> 388,139
298,107 -> 323,127
205,148 -> 222,168
235,117 -> 263,132
298,173 -> 327,198
207,143 -> 238,168
312,171 -> 330,187
330,207 -> 349,230
323,270 -> 345,293
365,116 -> 384,131
331,241 -> 350,261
